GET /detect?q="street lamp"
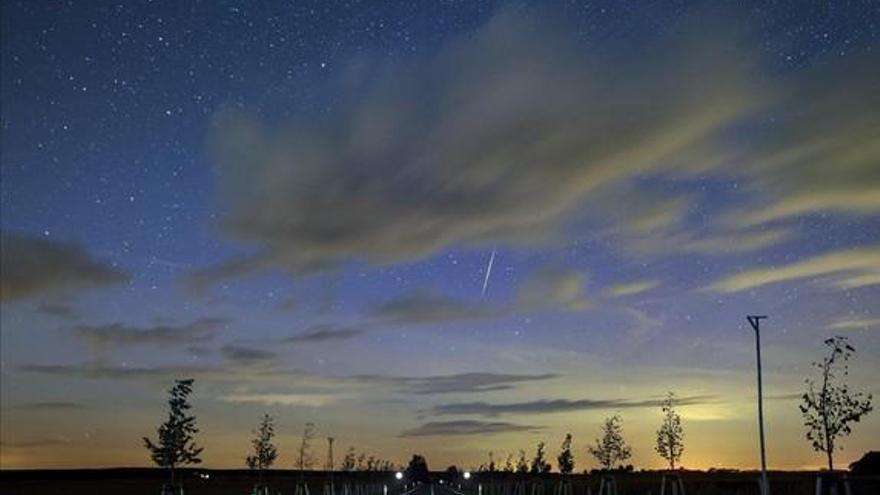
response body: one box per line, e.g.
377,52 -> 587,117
395,472 -> 404,481
463,472 -> 471,480
747,315 -> 770,495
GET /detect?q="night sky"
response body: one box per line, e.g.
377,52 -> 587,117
1,0 -> 878,471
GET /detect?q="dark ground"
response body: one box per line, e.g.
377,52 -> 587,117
2,469 -> 879,495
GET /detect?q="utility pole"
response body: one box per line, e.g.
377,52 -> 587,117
327,437 -> 335,495
326,437 -> 335,472
747,315 -> 769,495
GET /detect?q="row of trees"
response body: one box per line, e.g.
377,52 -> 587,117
245,417 -> 399,484
476,392 -> 682,475
143,336 -> 873,488
464,337 -> 873,475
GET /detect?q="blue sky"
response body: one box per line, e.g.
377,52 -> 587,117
1,0 -> 878,470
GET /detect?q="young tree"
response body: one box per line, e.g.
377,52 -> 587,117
503,453 -> 514,473
557,433 -> 575,474
655,392 -> 685,470
295,422 -> 317,472
341,447 -> 357,471
516,449 -> 529,473
800,336 -> 873,471
143,379 -> 203,489
246,414 -> 278,486
405,454 -> 430,483
588,415 -> 632,470
487,451 -> 496,473
530,441 -> 552,474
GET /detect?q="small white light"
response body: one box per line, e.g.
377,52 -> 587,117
463,472 -> 471,480
395,472 -> 404,480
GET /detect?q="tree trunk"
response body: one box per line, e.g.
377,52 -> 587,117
827,448 -> 834,472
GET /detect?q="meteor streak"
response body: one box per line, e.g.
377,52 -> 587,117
481,247 -> 496,297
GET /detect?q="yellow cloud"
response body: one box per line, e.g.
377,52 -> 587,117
827,316 -> 880,330
606,279 -> 660,297
706,245 -> 880,292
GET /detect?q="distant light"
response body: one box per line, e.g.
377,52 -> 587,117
440,480 -> 444,485
463,472 -> 471,480
200,473 -> 210,479
395,472 -> 404,480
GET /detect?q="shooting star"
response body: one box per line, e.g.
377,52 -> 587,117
481,247 -> 497,297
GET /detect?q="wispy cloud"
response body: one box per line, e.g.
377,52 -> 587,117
1,233 -> 128,301
827,316 -> 880,331
399,420 -> 543,437
705,245 -> 880,292
516,267 -> 589,311
191,8 -> 762,287
605,279 -> 660,297
218,393 -> 341,407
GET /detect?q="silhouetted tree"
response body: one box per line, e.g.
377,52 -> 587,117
143,379 -> 203,490
357,452 -> 367,470
800,336 -> 873,471
655,392 -> 684,470
588,415 -> 631,470
445,465 -> 461,480
246,414 -> 278,487
530,441 -> 552,474
516,449 -> 529,473
503,453 -> 514,472
557,433 -> 574,474
405,454 -> 430,483
487,451 -> 497,473
295,422 -> 316,473
341,447 -> 357,471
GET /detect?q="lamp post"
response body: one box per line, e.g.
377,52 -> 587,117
747,315 -> 769,495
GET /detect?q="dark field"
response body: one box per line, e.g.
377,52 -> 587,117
2,470 -> 879,495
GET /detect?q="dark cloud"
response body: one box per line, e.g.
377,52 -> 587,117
16,360 -> 552,398
402,372 -> 558,395
400,420 -> 543,437
36,301 -> 81,320
220,344 -> 278,364
19,362 -> 218,380
275,298 -> 298,311
73,317 -> 230,350
4,401 -> 83,411
1,438 -> 72,448
1,233 -> 129,301
282,324 -> 365,343
372,291 -> 497,324
428,395 -> 718,417
193,9 -> 760,287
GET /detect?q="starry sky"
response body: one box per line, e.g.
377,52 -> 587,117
1,0 -> 879,471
